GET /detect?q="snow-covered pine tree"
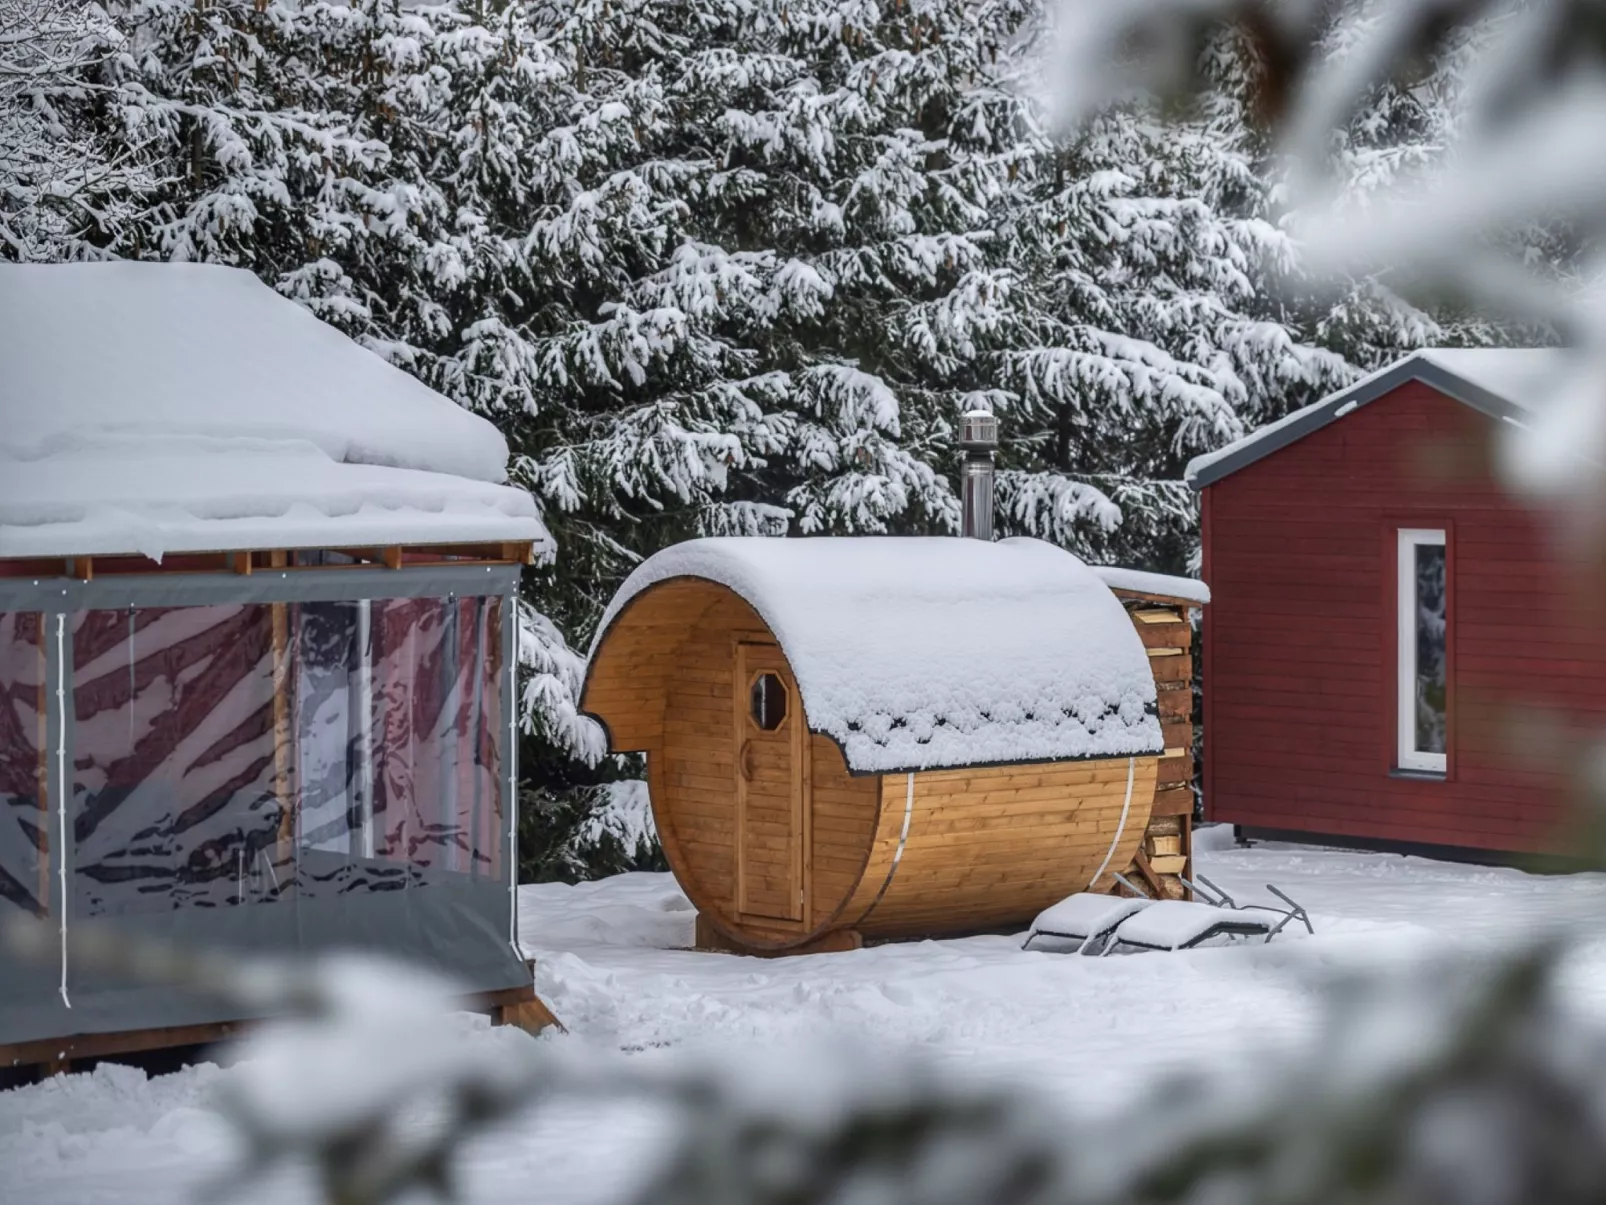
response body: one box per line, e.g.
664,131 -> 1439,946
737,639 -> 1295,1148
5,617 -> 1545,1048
1302,9 -> 1543,371
0,0 -> 150,259
960,21 -> 1347,570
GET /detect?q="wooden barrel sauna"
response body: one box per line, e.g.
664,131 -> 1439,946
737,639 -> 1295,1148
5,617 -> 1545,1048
581,537 -> 1165,953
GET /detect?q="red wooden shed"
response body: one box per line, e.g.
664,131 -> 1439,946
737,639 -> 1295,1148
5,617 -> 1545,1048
1188,349 -> 1602,858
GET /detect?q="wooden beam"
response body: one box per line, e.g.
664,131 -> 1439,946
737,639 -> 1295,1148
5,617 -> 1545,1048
2,982 -> 561,1072
328,547 -> 387,566
0,558 -> 73,580
1111,588 -> 1205,610
1,1019 -> 249,1071
2,540 -> 535,579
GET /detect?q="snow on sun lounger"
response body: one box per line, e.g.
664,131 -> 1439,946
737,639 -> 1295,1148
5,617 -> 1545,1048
1106,899 -> 1286,953
1022,893 -> 1151,953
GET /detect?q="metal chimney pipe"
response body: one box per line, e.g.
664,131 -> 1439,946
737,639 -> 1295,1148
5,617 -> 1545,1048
959,409 -> 998,540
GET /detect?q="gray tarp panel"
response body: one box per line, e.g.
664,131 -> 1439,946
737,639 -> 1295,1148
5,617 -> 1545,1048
0,566 -> 524,1048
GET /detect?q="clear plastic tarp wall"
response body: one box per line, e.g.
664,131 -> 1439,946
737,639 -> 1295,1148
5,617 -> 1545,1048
0,568 -> 522,1047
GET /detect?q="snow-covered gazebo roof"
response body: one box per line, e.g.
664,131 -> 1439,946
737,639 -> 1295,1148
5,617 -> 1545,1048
592,536 -> 1164,774
0,262 -> 546,561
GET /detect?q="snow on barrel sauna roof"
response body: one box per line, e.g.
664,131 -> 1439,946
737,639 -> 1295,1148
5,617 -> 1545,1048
0,261 -> 546,560
592,536 -> 1164,774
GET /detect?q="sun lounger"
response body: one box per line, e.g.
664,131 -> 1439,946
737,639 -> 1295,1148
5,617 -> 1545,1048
1183,873 -> 1315,936
1023,873 -> 1312,958
1022,892 -> 1151,953
1103,898 -> 1292,953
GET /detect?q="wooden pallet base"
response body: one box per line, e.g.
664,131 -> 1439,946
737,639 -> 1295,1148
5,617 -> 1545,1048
694,914 -> 864,956
1,978 -> 562,1078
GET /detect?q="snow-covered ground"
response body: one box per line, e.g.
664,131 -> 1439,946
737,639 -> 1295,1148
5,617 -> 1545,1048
7,828 -> 1606,1203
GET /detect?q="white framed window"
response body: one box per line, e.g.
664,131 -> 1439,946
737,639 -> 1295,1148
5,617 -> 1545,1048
1397,528 -> 1448,774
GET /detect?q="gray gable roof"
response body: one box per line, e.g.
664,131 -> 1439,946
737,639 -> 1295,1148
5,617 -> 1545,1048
1185,349 -> 1567,490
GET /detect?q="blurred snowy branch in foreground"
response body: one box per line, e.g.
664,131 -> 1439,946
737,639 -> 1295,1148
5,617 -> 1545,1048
1046,0 -> 1606,518
15,908 -> 1606,1205
3,915 -> 546,1204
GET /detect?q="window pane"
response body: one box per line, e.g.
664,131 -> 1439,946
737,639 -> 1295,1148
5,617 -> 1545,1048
71,605 -> 283,917
371,596 -> 503,877
750,672 -> 787,731
1414,543 -> 1447,755
294,600 -> 363,857
0,614 -> 47,917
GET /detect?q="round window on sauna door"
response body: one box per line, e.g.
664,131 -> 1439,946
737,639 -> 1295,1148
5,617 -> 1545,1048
750,671 -> 787,730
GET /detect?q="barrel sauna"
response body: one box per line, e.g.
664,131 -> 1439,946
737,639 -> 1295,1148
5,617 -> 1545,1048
582,536 -> 1165,953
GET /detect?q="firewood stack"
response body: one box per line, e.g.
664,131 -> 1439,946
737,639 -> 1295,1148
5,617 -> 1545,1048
1109,593 -> 1200,900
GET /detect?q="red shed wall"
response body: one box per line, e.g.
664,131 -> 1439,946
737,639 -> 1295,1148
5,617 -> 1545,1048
1203,379 -> 1606,855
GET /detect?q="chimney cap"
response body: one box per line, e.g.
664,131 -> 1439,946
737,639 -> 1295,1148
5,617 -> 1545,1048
959,410 -> 998,452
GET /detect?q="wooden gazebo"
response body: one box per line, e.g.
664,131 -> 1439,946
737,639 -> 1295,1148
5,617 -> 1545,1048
0,261 -> 556,1071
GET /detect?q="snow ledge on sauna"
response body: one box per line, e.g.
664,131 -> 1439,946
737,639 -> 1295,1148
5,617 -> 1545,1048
1091,565 -> 1210,606
589,535 -> 1164,775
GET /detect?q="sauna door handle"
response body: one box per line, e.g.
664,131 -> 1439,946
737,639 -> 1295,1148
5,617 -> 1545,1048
739,739 -> 756,781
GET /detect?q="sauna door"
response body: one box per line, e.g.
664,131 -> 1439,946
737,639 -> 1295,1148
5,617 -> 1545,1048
734,642 -> 806,922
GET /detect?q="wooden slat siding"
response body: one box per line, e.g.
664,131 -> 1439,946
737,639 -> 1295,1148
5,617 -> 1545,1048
807,734 -> 878,929
849,757 -> 1159,937
1203,378 -> 1606,855
581,578 -> 723,751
